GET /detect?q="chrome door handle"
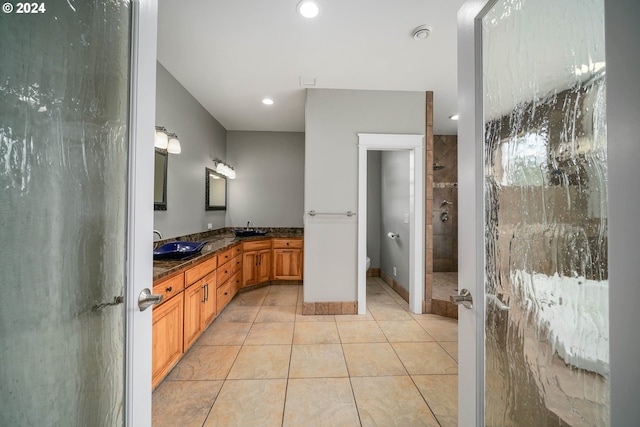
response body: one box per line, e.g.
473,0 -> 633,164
138,288 -> 163,311
450,288 -> 473,309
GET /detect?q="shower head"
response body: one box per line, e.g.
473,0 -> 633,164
433,164 -> 444,171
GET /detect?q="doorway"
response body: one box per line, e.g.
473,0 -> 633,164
357,133 -> 425,315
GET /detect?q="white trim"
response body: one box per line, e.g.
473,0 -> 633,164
458,1 -> 494,425
357,133 -> 425,315
126,1 -> 157,426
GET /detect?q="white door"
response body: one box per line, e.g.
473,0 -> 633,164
0,2 -> 157,426
457,0 -> 640,425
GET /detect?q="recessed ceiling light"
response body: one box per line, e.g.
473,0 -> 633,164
297,0 -> 319,19
449,114 -> 459,120
262,98 -> 274,105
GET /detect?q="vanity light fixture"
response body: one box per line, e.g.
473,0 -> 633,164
262,98 -> 274,105
154,126 -> 169,149
449,114 -> 459,120
155,126 -> 182,154
213,160 -> 236,180
297,0 -> 319,18
166,133 -> 182,154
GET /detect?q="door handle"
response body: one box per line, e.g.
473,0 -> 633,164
487,294 -> 510,311
138,288 -> 163,311
450,288 -> 473,309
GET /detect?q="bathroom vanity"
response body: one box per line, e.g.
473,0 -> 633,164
151,231 -> 303,388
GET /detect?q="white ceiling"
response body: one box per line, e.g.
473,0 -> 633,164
157,0 -> 467,135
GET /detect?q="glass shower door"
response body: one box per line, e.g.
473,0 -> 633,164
0,1 -> 133,425
481,0 -> 609,425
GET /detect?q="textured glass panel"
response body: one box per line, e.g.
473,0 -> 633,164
482,0 -> 609,425
0,2 -> 131,426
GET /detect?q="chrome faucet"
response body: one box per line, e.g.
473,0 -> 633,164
246,221 -> 252,230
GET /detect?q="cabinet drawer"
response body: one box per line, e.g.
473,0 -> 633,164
153,272 -> 184,304
242,239 -> 271,251
217,259 -> 234,284
272,238 -> 303,249
230,244 -> 242,258
217,246 -> 234,266
230,270 -> 243,295
184,255 -> 217,285
217,281 -> 232,313
231,254 -> 242,274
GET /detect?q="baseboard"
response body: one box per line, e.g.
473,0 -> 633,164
380,270 -> 410,303
302,301 -> 358,315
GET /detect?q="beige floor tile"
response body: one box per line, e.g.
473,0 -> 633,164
229,290 -> 267,306
334,311 -> 375,321
377,320 -> 435,342
227,344 -> 291,379
289,344 -> 348,378
439,341 -> 458,362
254,305 -> 296,322
351,376 -> 440,427
283,378 -> 360,427
336,321 -> 387,343
166,345 -> 240,380
415,314 -> 458,341
413,374 -> 458,420
152,380 -> 223,427
434,415 -> 458,427
216,304 -> 260,323
342,343 -> 407,376
367,292 -> 397,305
367,303 -> 414,321
392,342 -> 458,375
204,379 -> 286,427
196,322 -> 251,346
263,292 -> 299,306
293,321 -> 340,344
244,322 -> 294,345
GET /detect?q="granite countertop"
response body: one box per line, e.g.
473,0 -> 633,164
153,229 -> 303,281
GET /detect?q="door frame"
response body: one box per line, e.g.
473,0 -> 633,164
126,1 -> 157,426
357,133 -> 425,315
457,0 -> 640,424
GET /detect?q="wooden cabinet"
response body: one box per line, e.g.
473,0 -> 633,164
183,261 -> 218,351
216,244 -> 241,314
152,292 -> 184,388
272,238 -> 303,280
242,239 -> 272,288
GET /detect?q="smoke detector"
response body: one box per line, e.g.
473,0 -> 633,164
412,25 -> 431,40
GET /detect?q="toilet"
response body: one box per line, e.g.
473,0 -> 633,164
366,256 -> 371,271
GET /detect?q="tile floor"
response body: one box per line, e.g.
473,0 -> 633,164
153,277 -> 458,427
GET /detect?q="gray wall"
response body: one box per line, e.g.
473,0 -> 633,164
367,151 -> 381,268
380,151 -> 411,291
154,62 -> 227,238
304,88 -> 425,302
226,131 -> 305,228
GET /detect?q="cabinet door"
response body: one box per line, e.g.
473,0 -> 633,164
242,251 -> 259,287
152,292 -> 184,388
257,249 -> 271,283
201,271 -> 217,328
273,249 -> 303,280
183,281 -> 204,350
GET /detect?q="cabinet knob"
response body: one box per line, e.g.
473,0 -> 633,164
166,286 -> 172,292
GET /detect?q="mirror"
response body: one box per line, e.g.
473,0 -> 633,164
154,149 -> 168,210
205,167 -> 226,211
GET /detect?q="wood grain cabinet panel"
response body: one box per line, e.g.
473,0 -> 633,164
152,272 -> 184,303
273,248 -> 303,280
152,292 -> 184,388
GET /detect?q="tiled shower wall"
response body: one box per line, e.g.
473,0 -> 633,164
433,135 -> 458,272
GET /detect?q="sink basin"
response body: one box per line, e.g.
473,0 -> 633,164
153,241 -> 207,260
233,229 -> 268,238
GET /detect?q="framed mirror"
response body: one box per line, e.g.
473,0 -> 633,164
154,149 -> 168,210
205,167 -> 227,211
